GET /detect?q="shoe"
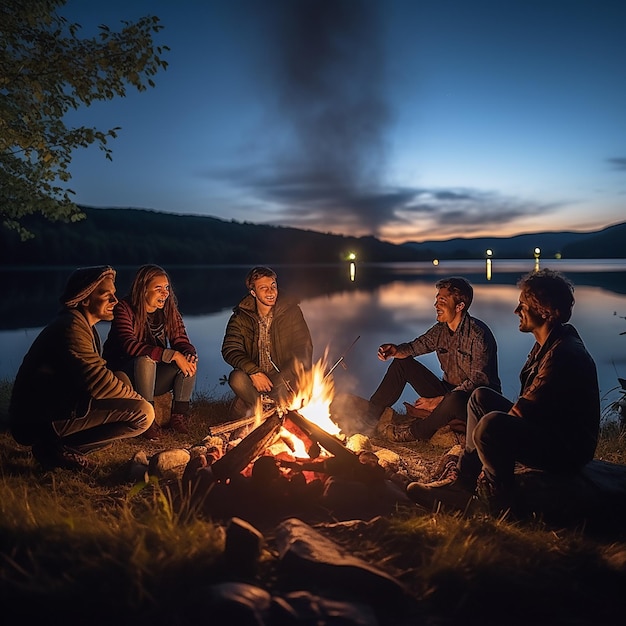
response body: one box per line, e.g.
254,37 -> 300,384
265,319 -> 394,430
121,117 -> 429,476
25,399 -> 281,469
32,443 -> 94,472
375,407 -> 395,436
381,422 -> 416,443
476,472 -> 519,518
141,422 -> 162,441
406,478 -> 476,512
168,413 -> 189,434
431,454 -> 460,483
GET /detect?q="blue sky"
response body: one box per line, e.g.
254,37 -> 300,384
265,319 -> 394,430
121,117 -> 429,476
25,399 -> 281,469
62,0 -> 626,244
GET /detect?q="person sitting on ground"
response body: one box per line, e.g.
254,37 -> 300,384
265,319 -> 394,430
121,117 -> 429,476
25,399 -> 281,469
371,276 -> 501,442
103,264 -> 198,437
406,268 -> 600,515
221,266 -> 313,419
9,266 -> 155,471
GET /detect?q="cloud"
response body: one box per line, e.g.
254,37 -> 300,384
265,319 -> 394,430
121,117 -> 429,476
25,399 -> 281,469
208,159 -> 563,241
607,157 -> 626,171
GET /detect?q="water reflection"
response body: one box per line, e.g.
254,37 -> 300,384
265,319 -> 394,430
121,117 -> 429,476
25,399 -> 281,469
1,260 -> 625,415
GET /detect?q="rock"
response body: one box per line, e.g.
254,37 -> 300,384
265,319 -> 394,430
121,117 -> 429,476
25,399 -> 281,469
346,433 -> 372,454
223,517 -> 265,578
274,517 -> 410,613
148,448 -> 191,479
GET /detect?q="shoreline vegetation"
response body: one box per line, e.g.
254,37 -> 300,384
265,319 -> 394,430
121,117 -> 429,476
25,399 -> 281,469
1,379 -> 625,624
1,207 -> 625,267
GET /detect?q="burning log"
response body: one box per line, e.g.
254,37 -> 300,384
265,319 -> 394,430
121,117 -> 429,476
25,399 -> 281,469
286,410 -> 354,463
284,410 -> 385,483
210,411 -> 283,481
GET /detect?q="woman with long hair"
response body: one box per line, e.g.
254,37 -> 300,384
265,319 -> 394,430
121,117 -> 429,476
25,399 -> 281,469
103,265 -> 198,438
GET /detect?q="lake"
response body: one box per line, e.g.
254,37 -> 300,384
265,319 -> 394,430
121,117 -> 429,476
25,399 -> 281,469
1,259 -> 625,418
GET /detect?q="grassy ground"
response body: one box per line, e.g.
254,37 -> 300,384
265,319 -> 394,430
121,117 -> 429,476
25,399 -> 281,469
1,381 -> 626,625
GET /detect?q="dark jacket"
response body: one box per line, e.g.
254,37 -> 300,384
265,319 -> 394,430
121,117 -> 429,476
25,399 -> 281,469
511,323 -> 600,466
221,294 -> 313,377
103,298 -> 196,370
10,308 -> 141,444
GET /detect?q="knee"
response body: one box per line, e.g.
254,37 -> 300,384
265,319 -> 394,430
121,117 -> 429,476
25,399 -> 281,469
473,410 -> 508,446
229,369 -> 251,394
134,355 -> 157,375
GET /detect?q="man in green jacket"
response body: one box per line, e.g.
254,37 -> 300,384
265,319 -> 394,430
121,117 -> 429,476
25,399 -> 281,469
9,266 -> 155,471
221,266 -> 313,419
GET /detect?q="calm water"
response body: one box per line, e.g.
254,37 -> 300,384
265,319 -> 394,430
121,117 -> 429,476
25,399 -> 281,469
1,260 -> 625,417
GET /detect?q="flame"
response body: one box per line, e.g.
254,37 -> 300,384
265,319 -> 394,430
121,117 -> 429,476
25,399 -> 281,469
288,351 -> 341,437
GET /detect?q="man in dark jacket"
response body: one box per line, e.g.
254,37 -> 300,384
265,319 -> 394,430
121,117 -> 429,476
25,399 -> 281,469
9,266 -> 155,471
406,268 -> 600,514
221,266 -> 313,418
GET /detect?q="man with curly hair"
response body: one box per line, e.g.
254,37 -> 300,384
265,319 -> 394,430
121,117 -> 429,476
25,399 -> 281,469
406,269 -> 600,514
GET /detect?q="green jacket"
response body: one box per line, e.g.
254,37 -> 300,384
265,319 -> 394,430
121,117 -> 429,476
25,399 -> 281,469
10,308 -> 142,444
221,293 -> 313,378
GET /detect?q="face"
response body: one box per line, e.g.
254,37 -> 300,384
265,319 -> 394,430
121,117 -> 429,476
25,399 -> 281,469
251,275 -> 278,308
514,291 -> 545,333
434,287 -> 463,325
144,274 -> 170,313
82,278 -> 118,324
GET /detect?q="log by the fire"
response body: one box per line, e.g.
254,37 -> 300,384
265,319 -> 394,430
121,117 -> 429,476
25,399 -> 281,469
210,411 -> 283,481
285,410 -> 358,467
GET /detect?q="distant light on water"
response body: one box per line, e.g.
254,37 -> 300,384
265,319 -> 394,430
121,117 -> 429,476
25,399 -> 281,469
432,259 -> 439,266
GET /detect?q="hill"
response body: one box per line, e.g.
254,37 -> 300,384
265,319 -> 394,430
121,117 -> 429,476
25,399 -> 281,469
402,221 -> 626,259
0,207 -> 430,266
1,207 -> 624,266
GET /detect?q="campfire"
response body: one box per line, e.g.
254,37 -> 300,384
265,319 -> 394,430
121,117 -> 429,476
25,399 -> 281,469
176,349 -> 412,525
207,354 -> 363,483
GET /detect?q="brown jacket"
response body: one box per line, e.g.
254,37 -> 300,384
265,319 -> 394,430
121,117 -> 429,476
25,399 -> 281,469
10,308 -> 141,444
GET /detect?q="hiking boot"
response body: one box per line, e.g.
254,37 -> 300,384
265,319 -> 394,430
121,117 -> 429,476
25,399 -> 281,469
141,422 -> 162,441
32,443 -> 94,472
476,472 -> 520,518
406,478 -> 476,512
431,454 -> 460,483
168,413 -> 189,434
380,422 -> 416,443
375,407 -> 395,436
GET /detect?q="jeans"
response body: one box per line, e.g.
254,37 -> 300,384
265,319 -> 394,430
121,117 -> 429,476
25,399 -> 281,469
124,356 -> 196,415
460,386 -> 581,491
369,357 -> 466,440
228,368 -> 294,408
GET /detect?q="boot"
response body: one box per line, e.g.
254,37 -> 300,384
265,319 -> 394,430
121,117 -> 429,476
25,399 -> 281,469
141,421 -> 162,441
169,413 -> 189,434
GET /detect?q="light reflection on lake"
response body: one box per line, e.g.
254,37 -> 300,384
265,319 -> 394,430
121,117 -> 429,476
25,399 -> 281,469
1,260 -> 625,417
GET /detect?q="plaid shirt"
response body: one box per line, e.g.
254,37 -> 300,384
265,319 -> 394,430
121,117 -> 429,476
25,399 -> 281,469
395,313 -> 501,394
257,310 -> 274,374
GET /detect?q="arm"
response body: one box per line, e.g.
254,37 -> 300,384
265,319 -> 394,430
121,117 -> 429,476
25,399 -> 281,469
221,310 -> 261,375
68,312 -> 142,402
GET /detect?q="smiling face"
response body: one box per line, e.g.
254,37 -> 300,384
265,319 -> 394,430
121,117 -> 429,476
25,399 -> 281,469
144,274 -> 170,313
82,277 -> 118,325
434,286 -> 464,327
514,291 -> 545,334
251,275 -> 278,313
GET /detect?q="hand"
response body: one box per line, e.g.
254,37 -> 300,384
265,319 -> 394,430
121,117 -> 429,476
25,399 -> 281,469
173,352 -> 197,377
377,343 -> 397,361
250,372 -> 273,393
414,396 -> 444,412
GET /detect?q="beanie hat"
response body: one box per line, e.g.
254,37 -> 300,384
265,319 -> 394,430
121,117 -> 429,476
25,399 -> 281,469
60,265 -> 116,308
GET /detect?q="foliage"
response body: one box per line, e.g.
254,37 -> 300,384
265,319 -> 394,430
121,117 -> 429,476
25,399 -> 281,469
0,206 -> 431,265
0,0 -> 168,239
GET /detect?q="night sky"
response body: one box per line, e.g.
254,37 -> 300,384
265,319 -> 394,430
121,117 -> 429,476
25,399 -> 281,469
61,0 -> 626,243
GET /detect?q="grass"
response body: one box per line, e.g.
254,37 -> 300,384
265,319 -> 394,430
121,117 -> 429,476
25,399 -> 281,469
1,380 -> 626,625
